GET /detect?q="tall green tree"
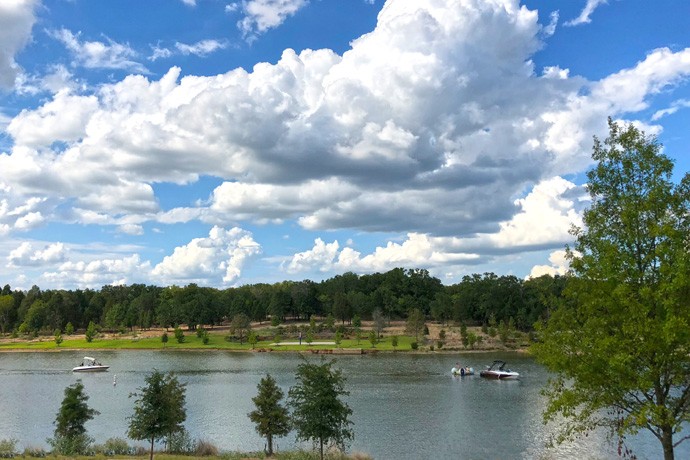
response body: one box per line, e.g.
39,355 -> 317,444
288,359 -> 354,460
128,370 -> 187,460
248,374 -> 291,456
0,294 -> 15,334
48,380 -> 99,455
532,119 -> 690,460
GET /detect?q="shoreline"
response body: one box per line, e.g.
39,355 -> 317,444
0,344 -> 530,354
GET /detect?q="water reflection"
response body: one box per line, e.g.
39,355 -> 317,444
0,350 -> 686,460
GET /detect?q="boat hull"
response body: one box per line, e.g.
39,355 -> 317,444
479,370 -> 519,380
72,365 -> 109,372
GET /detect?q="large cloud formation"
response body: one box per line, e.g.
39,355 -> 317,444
0,0 -> 37,88
1,0 -> 690,288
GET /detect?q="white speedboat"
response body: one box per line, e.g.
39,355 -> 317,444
479,360 -> 519,380
72,357 -> 109,372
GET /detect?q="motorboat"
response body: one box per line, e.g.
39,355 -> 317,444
451,366 -> 474,376
479,360 -> 519,380
72,357 -> 109,372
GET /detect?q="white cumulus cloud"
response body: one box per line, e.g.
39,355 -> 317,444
152,226 -> 261,285
0,0 -> 37,88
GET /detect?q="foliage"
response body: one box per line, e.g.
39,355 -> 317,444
84,321 -> 96,343
48,381 -> 99,455
248,330 -> 258,349
0,438 -> 17,458
391,335 -> 398,349
532,119 -> 690,460
230,313 -> 251,344
54,329 -> 63,347
288,359 -> 354,460
405,309 -> 425,342
161,332 -> 168,346
100,437 -> 133,455
371,309 -> 385,338
166,428 -> 195,454
248,374 -> 291,456
174,326 -> 185,343
64,322 -> 74,335
368,331 -> 377,348
128,370 -> 187,460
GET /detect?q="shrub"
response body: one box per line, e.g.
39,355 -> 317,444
196,326 -> 205,338
436,340 -> 443,349
411,341 -> 418,350
47,433 -> 94,456
94,437 -> 132,456
195,439 -> 219,456
167,429 -> 195,454
430,344 -> 435,351
423,325 -> 429,335
174,326 -> 185,343
0,438 -> 17,458
22,446 -> 47,458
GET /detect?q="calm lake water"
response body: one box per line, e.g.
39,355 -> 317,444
0,350 -> 687,460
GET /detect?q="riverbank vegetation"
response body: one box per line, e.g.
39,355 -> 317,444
0,267 -> 559,352
0,358 -> 358,460
533,120 -> 690,460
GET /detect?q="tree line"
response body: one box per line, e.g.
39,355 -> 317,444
0,269 -> 566,336
46,359 -> 351,460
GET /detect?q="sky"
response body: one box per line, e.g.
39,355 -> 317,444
0,0 -> 689,291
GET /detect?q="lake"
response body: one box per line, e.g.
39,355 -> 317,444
0,350 -> 686,459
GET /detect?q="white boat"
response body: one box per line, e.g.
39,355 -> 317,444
479,360 -> 519,380
451,366 -> 474,376
72,357 -> 109,372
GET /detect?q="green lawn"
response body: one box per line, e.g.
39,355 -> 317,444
0,331 -> 420,352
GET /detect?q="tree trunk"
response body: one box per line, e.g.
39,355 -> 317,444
661,425 -> 674,460
320,438 -> 324,460
267,434 -> 273,456
150,437 -> 154,460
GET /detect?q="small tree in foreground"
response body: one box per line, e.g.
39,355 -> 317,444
128,370 -> 187,460
288,358 -> 353,460
48,381 -> 99,455
248,374 -> 291,456
533,119 -> 690,460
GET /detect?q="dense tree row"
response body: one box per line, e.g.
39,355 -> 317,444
0,268 -> 566,335
48,361 -> 352,460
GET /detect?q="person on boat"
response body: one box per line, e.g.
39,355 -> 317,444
452,362 -> 462,375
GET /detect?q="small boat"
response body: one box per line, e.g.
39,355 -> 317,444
479,360 -> 519,380
72,357 -> 109,372
451,366 -> 474,376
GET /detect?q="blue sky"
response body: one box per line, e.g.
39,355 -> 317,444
0,0 -> 689,290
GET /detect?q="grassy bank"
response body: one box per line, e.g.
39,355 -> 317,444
1,451 -> 372,460
0,320 -> 531,353
0,332 -> 419,352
